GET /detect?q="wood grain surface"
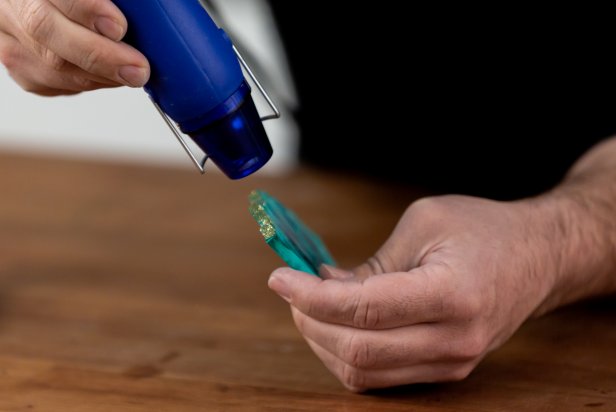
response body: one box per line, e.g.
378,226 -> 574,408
0,152 -> 614,411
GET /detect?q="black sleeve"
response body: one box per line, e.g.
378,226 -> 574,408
269,2 -> 616,199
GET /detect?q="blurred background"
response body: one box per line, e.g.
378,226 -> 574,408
1,2 -> 615,200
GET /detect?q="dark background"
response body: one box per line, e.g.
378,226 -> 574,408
269,4 -> 616,199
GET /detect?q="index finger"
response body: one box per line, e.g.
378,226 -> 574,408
268,265 -> 457,329
50,0 -> 127,41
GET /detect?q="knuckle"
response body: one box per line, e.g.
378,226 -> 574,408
351,292 -> 380,329
406,195 -> 461,225
71,75 -> 91,88
428,284 -> 451,318
407,197 -> 443,220
458,294 -> 483,319
453,331 -> 487,361
297,294 -> 319,321
345,333 -> 373,369
18,79 -> 47,95
340,363 -> 366,392
71,75 -> 98,91
447,364 -> 475,382
447,291 -> 483,320
43,49 -> 66,71
62,0 -> 78,18
80,47 -> 104,73
19,0 -> 54,42
19,80 -> 40,94
290,308 -> 307,334
0,44 -> 18,70
77,0 -> 101,13
63,0 -> 102,26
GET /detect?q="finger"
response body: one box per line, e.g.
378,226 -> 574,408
8,79 -> 80,96
351,198 -> 461,281
0,7 -> 121,89
0,30 -> 20,70
291,307 -> 478,370
349,206 -> 432,279
49,0 -> 127,41
40,57 -> 123,88
304,337 -> 474,392
0,31 -> 67,94
269,265 -> 457,329
11,0 -> 149,86
0,1 -> 20,34
7,67 -> 82,96
10,67 -> 119,95
1,31 -> 120,93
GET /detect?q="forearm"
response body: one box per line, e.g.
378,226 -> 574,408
533,137 -> 616,314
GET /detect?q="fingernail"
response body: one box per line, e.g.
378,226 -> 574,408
319,264 -> 353,280
119,66 -> 149,87
268,271 -> 291,302
95,17 -> 125,41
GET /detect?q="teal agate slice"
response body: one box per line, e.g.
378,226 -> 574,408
249,190 -> 335,276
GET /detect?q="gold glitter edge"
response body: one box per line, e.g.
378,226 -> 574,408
249,190 -> 276,241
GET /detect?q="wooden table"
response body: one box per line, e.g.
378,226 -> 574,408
0,153 -> 614,411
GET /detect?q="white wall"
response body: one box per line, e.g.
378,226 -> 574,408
0,70 -> 298,174
0,0 -> 298,174
0,73 -> 183,166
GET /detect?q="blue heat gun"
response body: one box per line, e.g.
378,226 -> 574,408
111,0 -> 278,179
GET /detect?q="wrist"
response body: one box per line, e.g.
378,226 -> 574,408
523,188 -> 616,315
